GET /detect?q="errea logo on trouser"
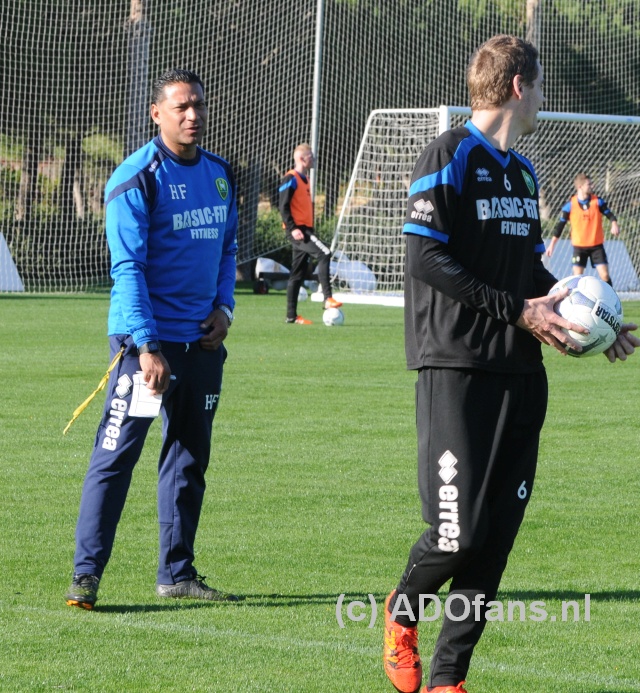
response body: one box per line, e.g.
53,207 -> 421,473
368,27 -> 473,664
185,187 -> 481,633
438,484 -> 460,553
102,397 -> 128,451
437,450 -> 460,553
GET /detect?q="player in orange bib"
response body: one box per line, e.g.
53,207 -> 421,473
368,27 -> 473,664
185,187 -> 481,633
278,143 -> 342,324
545,172 -> 620,285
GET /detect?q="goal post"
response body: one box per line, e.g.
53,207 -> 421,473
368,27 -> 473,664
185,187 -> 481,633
326,109 -> 445,307
327,108 -> 640,306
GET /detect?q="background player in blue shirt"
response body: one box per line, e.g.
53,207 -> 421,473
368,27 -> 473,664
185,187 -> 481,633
382,36 -> 639,693
66,69 -> 239,609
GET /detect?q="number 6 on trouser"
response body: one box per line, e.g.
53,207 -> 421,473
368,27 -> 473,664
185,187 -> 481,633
393,366 -> 547,686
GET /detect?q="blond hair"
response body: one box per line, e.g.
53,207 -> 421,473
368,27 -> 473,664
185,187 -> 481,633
293,143 -> 312,161
574,173 -> 590,188
467,35 -> 539,110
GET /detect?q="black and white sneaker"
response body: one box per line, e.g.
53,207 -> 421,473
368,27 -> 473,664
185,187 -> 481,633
156,575 -> 239,602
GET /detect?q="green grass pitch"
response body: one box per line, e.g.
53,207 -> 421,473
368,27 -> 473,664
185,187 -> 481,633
0,290 -> 638,692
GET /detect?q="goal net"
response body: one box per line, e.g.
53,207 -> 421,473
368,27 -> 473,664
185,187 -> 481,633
2,2 -> 640,292
329,108 -> 640,305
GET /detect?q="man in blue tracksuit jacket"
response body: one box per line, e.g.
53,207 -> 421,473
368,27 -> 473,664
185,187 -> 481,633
66,69 -> 239,609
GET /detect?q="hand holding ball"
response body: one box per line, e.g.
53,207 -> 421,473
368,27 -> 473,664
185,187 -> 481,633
548,275 -> 622,357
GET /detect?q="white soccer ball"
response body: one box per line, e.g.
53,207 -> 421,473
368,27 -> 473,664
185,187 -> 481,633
548,275 -> 623,357
323,307 -> 345,326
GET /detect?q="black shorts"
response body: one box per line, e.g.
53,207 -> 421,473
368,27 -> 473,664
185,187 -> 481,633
572,244 -> 608,268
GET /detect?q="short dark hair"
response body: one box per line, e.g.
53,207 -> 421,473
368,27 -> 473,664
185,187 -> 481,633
151,69 -> 204,104
467,35 -> 539,110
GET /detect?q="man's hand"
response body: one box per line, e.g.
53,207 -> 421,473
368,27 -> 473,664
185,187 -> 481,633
604,323 -> 639,363
610,220 -> 620,237
291,228 -> 305,241
516,289 -> 588,355
199,309 -> 230,351
139,351 -> 172,395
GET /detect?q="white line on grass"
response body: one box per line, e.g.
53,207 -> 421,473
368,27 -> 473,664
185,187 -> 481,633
3,602 -> 639,690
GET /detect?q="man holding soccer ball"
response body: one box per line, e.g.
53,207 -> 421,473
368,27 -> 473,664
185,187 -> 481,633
383,35 -> 640,693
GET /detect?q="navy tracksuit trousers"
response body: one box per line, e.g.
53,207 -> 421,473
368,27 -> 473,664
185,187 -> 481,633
73,334 -> 225,585
391,367 -> 548,687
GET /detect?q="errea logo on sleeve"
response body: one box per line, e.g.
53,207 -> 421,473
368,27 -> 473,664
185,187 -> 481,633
410,198 -> 434,221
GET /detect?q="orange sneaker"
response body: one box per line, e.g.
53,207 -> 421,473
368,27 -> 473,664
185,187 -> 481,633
286,315 -> 313,325
421,682 -> 467,693
324,297 -> 343,309
383,591 -> 422,693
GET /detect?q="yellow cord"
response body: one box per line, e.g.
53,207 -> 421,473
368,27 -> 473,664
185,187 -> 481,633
63,345 -> 126,435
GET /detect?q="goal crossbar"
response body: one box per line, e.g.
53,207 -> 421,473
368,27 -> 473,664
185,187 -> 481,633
328,107 -> 640,306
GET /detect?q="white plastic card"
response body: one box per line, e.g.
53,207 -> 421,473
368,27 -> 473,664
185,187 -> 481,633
129,372 -> 162,418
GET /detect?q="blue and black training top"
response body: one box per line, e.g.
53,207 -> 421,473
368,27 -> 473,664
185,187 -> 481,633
403,121 -> 557,374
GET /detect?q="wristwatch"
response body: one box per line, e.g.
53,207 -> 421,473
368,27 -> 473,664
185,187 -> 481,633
217,305 -> 234,326
138,340 -> 161,354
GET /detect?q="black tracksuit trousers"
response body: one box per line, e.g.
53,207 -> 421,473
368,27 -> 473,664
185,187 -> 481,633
391,367 -> 548,688
286,230 -> 332,320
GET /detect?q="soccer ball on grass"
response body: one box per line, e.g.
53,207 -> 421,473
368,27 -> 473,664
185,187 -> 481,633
323,307 -> 345,326
548,275 -> 622,357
